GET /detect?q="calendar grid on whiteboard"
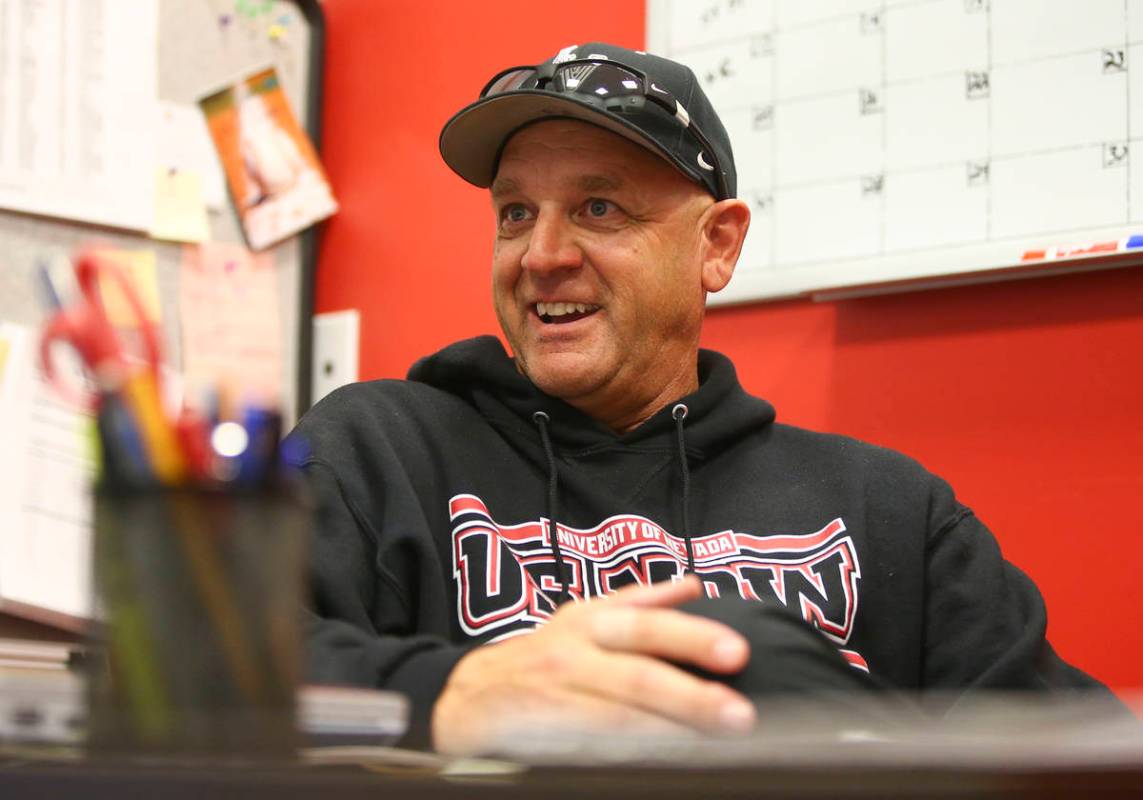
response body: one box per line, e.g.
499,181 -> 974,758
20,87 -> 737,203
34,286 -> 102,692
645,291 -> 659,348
647,0 -> 1143,303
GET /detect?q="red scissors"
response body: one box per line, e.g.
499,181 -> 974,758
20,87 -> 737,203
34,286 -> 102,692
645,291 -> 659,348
40,251 -> 186,483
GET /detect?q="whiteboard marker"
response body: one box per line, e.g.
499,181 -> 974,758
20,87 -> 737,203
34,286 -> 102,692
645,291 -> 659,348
1020,235 -> 1143,261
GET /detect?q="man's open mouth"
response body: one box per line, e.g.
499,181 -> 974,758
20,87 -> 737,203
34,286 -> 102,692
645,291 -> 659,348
535,301 -> 600,324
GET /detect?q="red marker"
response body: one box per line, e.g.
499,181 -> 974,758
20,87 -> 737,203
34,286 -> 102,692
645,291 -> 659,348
1021,235 -> 1143,262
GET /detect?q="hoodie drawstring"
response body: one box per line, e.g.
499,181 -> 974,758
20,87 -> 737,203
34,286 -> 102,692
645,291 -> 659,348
533,406 -> 695,598
532,411 -> 572,604
672,403 -> 696,575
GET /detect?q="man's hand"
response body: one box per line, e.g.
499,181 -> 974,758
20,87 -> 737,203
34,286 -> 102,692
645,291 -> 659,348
431,576 -> 755,755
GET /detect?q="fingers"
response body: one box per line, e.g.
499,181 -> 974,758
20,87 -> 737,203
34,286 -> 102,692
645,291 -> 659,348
433,641 -> 705,755
588,604 -> 749,674
569,647 -> 757,734
491,687 -> 698,744
434,578 -> 759,755
606,574 -> 704,608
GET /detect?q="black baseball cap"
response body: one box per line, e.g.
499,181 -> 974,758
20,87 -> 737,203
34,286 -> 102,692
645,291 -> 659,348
438,42 -> 737,200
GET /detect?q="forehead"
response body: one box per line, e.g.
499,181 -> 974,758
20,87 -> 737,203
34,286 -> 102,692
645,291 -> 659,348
494,119 -> 687,191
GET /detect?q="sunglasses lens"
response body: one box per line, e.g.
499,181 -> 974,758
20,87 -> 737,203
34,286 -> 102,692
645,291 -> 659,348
477,59 -> 727,198
482,68 -> 536,97
552,62 -> 643,99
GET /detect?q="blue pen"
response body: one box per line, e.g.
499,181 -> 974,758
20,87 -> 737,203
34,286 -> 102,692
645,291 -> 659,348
235,405 -> 282,485
36,261 -> 65,310
97,392 -> 156,486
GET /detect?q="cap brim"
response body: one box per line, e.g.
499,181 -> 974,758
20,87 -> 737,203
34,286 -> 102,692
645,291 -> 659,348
439,90 -> 689,189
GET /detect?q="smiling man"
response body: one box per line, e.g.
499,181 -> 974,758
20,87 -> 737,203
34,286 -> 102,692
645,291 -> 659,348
292,42 -> 1108,755
488,119 -> 742,431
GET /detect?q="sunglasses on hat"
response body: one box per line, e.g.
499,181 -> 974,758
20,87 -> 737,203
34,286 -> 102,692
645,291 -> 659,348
480,58 -> 730,201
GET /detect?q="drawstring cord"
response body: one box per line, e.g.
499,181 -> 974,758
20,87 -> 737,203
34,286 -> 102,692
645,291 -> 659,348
532,411 -> 572,604
672,403 -> 696,575
533,405 -> 693,596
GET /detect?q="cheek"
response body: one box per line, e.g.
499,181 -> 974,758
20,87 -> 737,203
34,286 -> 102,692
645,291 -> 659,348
491,242 -> 516,287
645,253 -> 702,328
491,246 -> 526,324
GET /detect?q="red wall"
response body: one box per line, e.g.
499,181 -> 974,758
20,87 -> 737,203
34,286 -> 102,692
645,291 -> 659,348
316,1 -> 1143,690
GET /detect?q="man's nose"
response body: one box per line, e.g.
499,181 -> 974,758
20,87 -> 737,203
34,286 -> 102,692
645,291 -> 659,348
520,210 -> 583,273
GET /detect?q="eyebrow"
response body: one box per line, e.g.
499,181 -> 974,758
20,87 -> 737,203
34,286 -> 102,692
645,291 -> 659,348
577,174 -> 624,193
490,177 -> 519,199
490,173 -> 625,199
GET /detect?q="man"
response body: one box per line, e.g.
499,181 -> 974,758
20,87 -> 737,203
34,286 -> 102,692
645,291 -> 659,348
293,42 -> 1104,755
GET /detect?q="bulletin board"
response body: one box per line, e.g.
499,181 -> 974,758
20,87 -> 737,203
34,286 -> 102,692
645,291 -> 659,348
0,0 -> 325,632
647,0 -> 1143,303
0,0 -> 325,419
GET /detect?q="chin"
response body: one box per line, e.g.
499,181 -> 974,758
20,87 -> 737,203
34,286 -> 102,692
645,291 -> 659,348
519,354 -> 604,401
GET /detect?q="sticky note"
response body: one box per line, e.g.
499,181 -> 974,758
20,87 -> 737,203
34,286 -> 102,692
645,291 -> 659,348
0,337 -> 10,385
151,167 -> 210,244
94,249 -> 162,327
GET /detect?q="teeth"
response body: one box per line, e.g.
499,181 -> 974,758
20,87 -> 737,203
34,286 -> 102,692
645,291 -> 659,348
536,301 -> 599,317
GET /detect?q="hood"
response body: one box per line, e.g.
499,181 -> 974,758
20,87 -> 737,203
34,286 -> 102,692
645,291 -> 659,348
407,335 -> 776,459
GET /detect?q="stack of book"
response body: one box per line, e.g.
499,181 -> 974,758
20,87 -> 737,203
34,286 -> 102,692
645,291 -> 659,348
0,638 -> 77,672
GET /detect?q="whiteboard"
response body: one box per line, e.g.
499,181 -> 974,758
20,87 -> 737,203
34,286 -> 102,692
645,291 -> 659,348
647,0 -> 1143,303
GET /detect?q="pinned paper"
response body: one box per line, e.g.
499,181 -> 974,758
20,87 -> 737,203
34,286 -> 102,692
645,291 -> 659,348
94,249 -> 162,327
200,67 -> 337,250
0,1 -> 157,232
179,242 -> 282,403
235,0 -> 273,19
0,322 -> 97,621
156,101 -> 227,212
0,337 -> 10,382
151,167 -> 210,243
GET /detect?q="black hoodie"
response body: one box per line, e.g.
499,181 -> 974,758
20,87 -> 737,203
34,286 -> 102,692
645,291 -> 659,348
291,336 -> 1100,747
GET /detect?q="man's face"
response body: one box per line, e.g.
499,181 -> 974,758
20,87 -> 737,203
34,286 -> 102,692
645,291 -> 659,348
490,120 -> 713,429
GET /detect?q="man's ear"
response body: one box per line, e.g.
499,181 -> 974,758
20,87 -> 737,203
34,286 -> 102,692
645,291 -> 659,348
699,199 -> 750,294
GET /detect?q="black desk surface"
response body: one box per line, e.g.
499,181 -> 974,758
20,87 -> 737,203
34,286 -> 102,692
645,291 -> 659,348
1,757 -> 1142,799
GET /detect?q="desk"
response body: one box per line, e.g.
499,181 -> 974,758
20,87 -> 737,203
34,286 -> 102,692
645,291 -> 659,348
0,757 -> 1142,799
2,692 -> 1139,797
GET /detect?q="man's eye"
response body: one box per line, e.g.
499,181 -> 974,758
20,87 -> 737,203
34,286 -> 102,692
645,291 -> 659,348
586,199 -> 614,218
501,205 -> 531,224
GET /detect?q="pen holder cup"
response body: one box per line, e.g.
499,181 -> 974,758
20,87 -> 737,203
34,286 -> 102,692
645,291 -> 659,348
86,479 -> 311,758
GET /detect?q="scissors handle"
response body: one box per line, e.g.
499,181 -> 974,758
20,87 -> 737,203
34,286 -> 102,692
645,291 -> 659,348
39,253 -> 164,407
39,310 -> 97,408
74,253 -> 164,371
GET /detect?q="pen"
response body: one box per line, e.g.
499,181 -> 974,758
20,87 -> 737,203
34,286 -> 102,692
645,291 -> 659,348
236,404 -> 282,485
174,408 -> 213,481
118,370 -> 186,484
1021,234 -> 1143,262
168,494 -> 266,704
94,527 -> 173,743
96,392 -> 155,486
36,260 -> 65,310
